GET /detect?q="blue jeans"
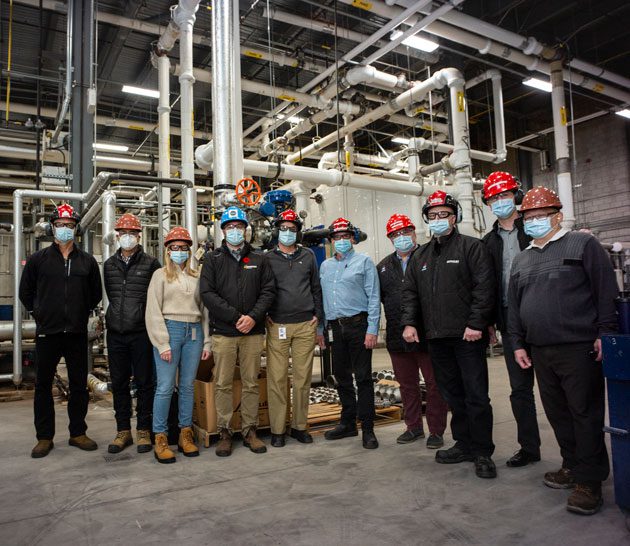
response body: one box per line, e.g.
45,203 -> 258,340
152,320 -> 203,433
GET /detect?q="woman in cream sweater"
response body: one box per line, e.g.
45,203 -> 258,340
146,226 -> 211,463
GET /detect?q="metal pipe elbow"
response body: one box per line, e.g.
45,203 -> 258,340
195,141 -> 213,170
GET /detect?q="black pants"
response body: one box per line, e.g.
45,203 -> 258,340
531,342 -> 609,484
107,330 -> 155,431
34,332 -> 89,440
501,319 -> 541,455
329,316 -> 375,429
428,337 -> 494,456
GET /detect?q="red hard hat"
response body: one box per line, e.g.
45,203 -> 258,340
386,214 -> 415,236
482,171 -> 519,204
328,217 -> 355,238
115,213 -> 142,231
164,226 -> 193,246
274,209 -> 302,230
422,190 -> 461,223
50,203 -> 80,223
520,186 -> 563,212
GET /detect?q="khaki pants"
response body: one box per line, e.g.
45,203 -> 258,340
266,320 -> 316,434
212,334 -> 264,433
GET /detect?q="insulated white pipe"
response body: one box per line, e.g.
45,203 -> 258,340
156,53 -> 172,236
490,70 -> 507,162
101,191 -> 116,310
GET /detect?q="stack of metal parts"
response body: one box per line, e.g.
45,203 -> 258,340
309,386 -> 340,405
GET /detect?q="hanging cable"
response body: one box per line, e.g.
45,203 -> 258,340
5,0 -> 14,123
566,50 -> 581,226
265,0 -> 278,143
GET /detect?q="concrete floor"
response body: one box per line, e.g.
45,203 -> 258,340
1,350 -> 628,545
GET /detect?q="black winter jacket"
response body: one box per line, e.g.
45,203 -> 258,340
200,242 -> 276,336
19,243 -> 102,335
104,247 -> 161,334
481,217 -> 530,331
377,246 -> 427,353
264,246 -> 324,324
400,230 -> 495,339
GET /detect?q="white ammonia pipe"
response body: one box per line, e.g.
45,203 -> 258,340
156,53 -> 172,234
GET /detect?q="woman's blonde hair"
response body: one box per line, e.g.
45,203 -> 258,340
164,246 -> 199,282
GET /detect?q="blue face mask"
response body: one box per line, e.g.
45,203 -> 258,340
491,199 -> 516,219
524,217 -> 554,239
278,230 -> 297,246
428,219 -> 451,237
54,226 -> 75,243
393,234 -> 414,252
170,251 -> 189,265
225,228 -> 245,246
333,239 -> 352,255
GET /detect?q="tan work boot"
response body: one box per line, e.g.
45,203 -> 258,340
69,434 -> 98,451
154,432 -> 176,464
567,483 -> 603,515
215,429 -> 233,457
108,430 -> 133,454
136,429 -> 152,454
31,439 -> 54,458
178,427 -> 199,457
243,427 -> 267,454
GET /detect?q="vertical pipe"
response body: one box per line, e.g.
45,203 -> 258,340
490,71 -> 507,162
12,191 -> 23,386
157,53 -> 171,248
550,58 -> 575,228
343,114 -> 355,173
101,191 -> 116,310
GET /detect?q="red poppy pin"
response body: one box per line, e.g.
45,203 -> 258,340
243,257 -> 250,264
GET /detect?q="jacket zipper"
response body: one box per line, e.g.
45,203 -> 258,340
64,257 -> 71,333
120,264 -> 129,334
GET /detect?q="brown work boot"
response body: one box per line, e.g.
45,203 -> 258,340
567,483 -> 603,515
243,427 -> 267,454
31,439 -> 54,458
154,432 -> 176,464
108,430 -> 133,454
136,429 -> 152,454
178,427 -> 199,457
215,429 -> 233,457
543,468 -> 575,489
69,434 -> 98,451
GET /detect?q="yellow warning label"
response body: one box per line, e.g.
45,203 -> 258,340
345,151 -> 351,169
352,0 -> 372,10
127,125 -> 145,131
244,50 -> 263,59
560,106 -> 567,126
592,83 -> 605,93
421,124 -> 433,131
415,107 -> 426,114
457,92 -> 465,112
278,94 -> 296,102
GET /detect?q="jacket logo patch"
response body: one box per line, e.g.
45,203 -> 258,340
421,263 -> 427,272
380,266 -> 386,272
243,265 -> 258,270
446,260 -> 460,264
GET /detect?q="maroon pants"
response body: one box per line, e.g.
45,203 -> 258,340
389,350 -> 448,435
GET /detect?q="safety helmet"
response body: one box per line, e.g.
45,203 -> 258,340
115,213 -> 142,232
421,190 -> 462,223
220,206 -> 249,229
482,171 -> 520,204
274,209 -> 302,230
164,226 -> 193,246
520,186 -> 563,212
50,203 -> 80,224
386,214 -> 415,237
327,217 -> 356,239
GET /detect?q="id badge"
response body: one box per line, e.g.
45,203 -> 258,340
327,328 -> 334,343
191,327 -> 197,341
278,326 -> 287,340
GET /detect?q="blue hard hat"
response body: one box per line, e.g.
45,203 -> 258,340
220,206 -> 249,228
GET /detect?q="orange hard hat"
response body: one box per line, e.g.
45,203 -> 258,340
115,213 -> 142,231
520,186 -> 563,212
164,226 -> 192,246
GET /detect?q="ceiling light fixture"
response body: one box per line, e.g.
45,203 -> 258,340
122,85 -> 160,99
390,30 -> 439,53
615,109 -> 630,119
522,77 -> 552,93
93,142 -> 129,153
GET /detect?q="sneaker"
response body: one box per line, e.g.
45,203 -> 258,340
567,483 -> 603,515
474,455 -> 497,479
108,430 -> 133,454
31,439 -> 54,458
324,423 -> 358,441
506,449 -> 541,467
396,429 -> 425,444
543,468 -> 575,489
426,434 -> 444,449
435,445 -> 474,464
69,434 -> 98,451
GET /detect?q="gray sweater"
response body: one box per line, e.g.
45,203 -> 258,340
508,231 -> 618,349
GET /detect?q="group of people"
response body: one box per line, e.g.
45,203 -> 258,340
18,170 -> 618,517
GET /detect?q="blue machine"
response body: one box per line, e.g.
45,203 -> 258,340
259,189 -> 293,218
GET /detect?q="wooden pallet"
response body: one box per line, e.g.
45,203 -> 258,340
307,402 -> 402,435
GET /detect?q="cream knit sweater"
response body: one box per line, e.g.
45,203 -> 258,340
145,267 -> 211,354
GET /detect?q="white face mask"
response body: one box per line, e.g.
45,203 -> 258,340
119,233 -> 139,251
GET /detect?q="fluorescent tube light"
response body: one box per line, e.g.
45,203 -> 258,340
122,85 -> 160,99
615,109 -> 630,119
93,142 -> 129,153
523,77 -> 552,93
390,30 -> 439,53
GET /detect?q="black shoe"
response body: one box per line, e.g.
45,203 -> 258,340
435,445 -> 474,464
426,434 -> 444,449
324,423 -> 358,441
362,430 -> 379,449
271,434 -> 286,448
290,429 -> 313,444
506,449 -> 541,468
396,429 -> 425,444
475,456 -> 497,479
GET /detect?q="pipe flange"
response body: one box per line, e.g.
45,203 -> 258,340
478,39 -> 493,55
522,37 -> 543,56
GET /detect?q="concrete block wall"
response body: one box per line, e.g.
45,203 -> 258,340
531,115 -> 630,243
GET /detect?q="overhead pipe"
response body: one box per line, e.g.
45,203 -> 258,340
51,0 -> 73,143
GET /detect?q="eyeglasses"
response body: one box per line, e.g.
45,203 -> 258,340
331,233 -> 352,240
427,211 -> 453,220
53,222 -> 76,229
523,211 -> 558,222
169,245 -> 190,251
487,192 -> 514,205
117,230 -> 139,236
389,227 -> 415,238
278,226 -> 298,233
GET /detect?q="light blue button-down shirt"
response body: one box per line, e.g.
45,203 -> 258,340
320,249 -> 381,335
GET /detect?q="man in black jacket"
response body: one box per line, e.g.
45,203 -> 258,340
200,206 -> 275,457
378,214 -> 447,448
481,171 -> 541,468
19,204 -> 102,458
264,210 -> 324,447
401,191 -> 497,479
103,213 -> 161,454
